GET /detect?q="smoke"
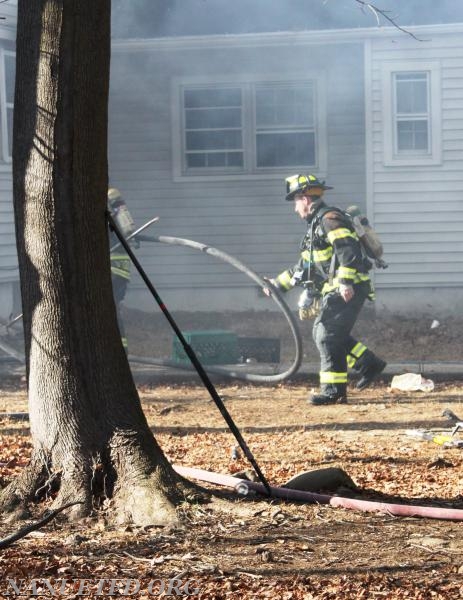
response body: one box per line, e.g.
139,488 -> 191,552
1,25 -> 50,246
107,0 -> 463,319
111,0 -> 463,39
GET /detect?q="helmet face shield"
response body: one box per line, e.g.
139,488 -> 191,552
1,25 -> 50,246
285,174 -> 333,201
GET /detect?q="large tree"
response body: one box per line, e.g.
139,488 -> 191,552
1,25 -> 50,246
0,0 -> 198,525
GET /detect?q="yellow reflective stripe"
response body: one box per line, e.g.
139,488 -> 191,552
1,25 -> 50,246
327,228 -> 357,244
313,247 -> 333,261
321,274 -> 371,295
320,371 -> 348,384
321,278 -> 338,294
276,271 -> 293,290
347,355 -> 356,368
350,342 -> 367,358
338,266 -> 356,280
301,250 -> 311,262
111,267 -> 131,279
111,254 -> 129,261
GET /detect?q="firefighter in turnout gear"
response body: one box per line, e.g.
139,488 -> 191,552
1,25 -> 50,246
108,187 -> 134,353
265,174 -> 386,405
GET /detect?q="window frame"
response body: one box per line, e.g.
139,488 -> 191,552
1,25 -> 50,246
172,74 -> 327,182
381,60 -> 441,167
0,48 -> 14,164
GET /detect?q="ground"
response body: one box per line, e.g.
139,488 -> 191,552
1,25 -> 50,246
1,305 -> 460,364
120,305 -> 461,364
1,376 -> 463,598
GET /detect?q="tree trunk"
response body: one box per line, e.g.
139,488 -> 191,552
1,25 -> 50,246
1,0 -> 200,525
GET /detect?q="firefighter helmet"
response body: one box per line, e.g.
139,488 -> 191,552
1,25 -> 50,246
108,187 -> 121,203
285,174 -> 333,201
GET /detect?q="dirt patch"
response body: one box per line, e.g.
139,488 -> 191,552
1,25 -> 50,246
2,305 -> 458,366
2,381 -> 463,598
121,305 -> 460,363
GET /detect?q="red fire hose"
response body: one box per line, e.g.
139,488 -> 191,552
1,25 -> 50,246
174,465 -> 463,521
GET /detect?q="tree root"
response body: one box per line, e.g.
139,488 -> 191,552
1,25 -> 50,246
51,470 -> 93,520
1,441 -> 210,527
113,469 -> 210,527
0,502 -> 82,549
0,453 -> 48,519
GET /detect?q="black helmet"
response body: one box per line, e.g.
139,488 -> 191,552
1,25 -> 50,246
285,174 -> 333,201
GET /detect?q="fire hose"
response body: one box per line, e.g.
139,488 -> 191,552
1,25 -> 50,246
129,235 -> 303,384
6,234 -> 304,382
108,213 -> 272,494
174,465 -> 463,521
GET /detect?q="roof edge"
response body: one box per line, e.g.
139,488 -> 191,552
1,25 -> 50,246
112,22 -> 463,52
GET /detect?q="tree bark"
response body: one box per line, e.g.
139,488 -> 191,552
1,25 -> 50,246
1,0 -> 201,526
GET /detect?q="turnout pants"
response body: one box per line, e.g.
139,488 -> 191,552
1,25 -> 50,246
312,283 -> 376,397
112,273 -> 129,353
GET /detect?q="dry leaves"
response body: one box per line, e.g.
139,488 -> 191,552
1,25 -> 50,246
1,381 -> 463,598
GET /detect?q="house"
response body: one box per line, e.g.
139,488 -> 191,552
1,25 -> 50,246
109,22 -> 463,315
1,2 -> 463,319
0,0 -> 16,320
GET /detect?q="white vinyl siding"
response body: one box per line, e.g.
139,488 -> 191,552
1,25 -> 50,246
0,45 -> 16,286
0,49 -> 14,162
369,36 -> 463,290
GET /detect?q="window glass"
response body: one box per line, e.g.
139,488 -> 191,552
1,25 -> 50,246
184,87 -> 243,170
256,132 -> 315,167
396,73 -> 427,114
397,120 -> 428,151
394,71 -> 429,154
255,83 -> 315,168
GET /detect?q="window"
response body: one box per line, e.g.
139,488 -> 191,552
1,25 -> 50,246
382,61 -> 441,166
1,49 -> 14,162
255,84 -> 315,168
394,72 -> 429,154
184,87 -> 243,169
174,77 -> 326,180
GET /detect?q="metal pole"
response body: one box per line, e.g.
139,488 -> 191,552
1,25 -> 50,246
107,212 -> 271,495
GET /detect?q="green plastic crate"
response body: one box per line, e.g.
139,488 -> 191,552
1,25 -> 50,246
237,337 -> 280,363
172,330 -> 239,365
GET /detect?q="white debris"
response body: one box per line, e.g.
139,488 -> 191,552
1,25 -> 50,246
390,373 -> 434,392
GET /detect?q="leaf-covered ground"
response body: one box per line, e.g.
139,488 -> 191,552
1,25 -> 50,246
1,380 -> 463,599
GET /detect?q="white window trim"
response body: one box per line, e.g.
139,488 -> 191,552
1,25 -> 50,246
171,73 -> 327,182
381,60 -> 441,167
0,47 -> 14,164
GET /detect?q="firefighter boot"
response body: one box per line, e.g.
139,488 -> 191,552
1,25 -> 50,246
309,384 -> 347,406
356,356 -> 387,390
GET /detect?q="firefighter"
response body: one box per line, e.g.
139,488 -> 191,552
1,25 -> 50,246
265,174 -> 386,405
107,187 -> 134,353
